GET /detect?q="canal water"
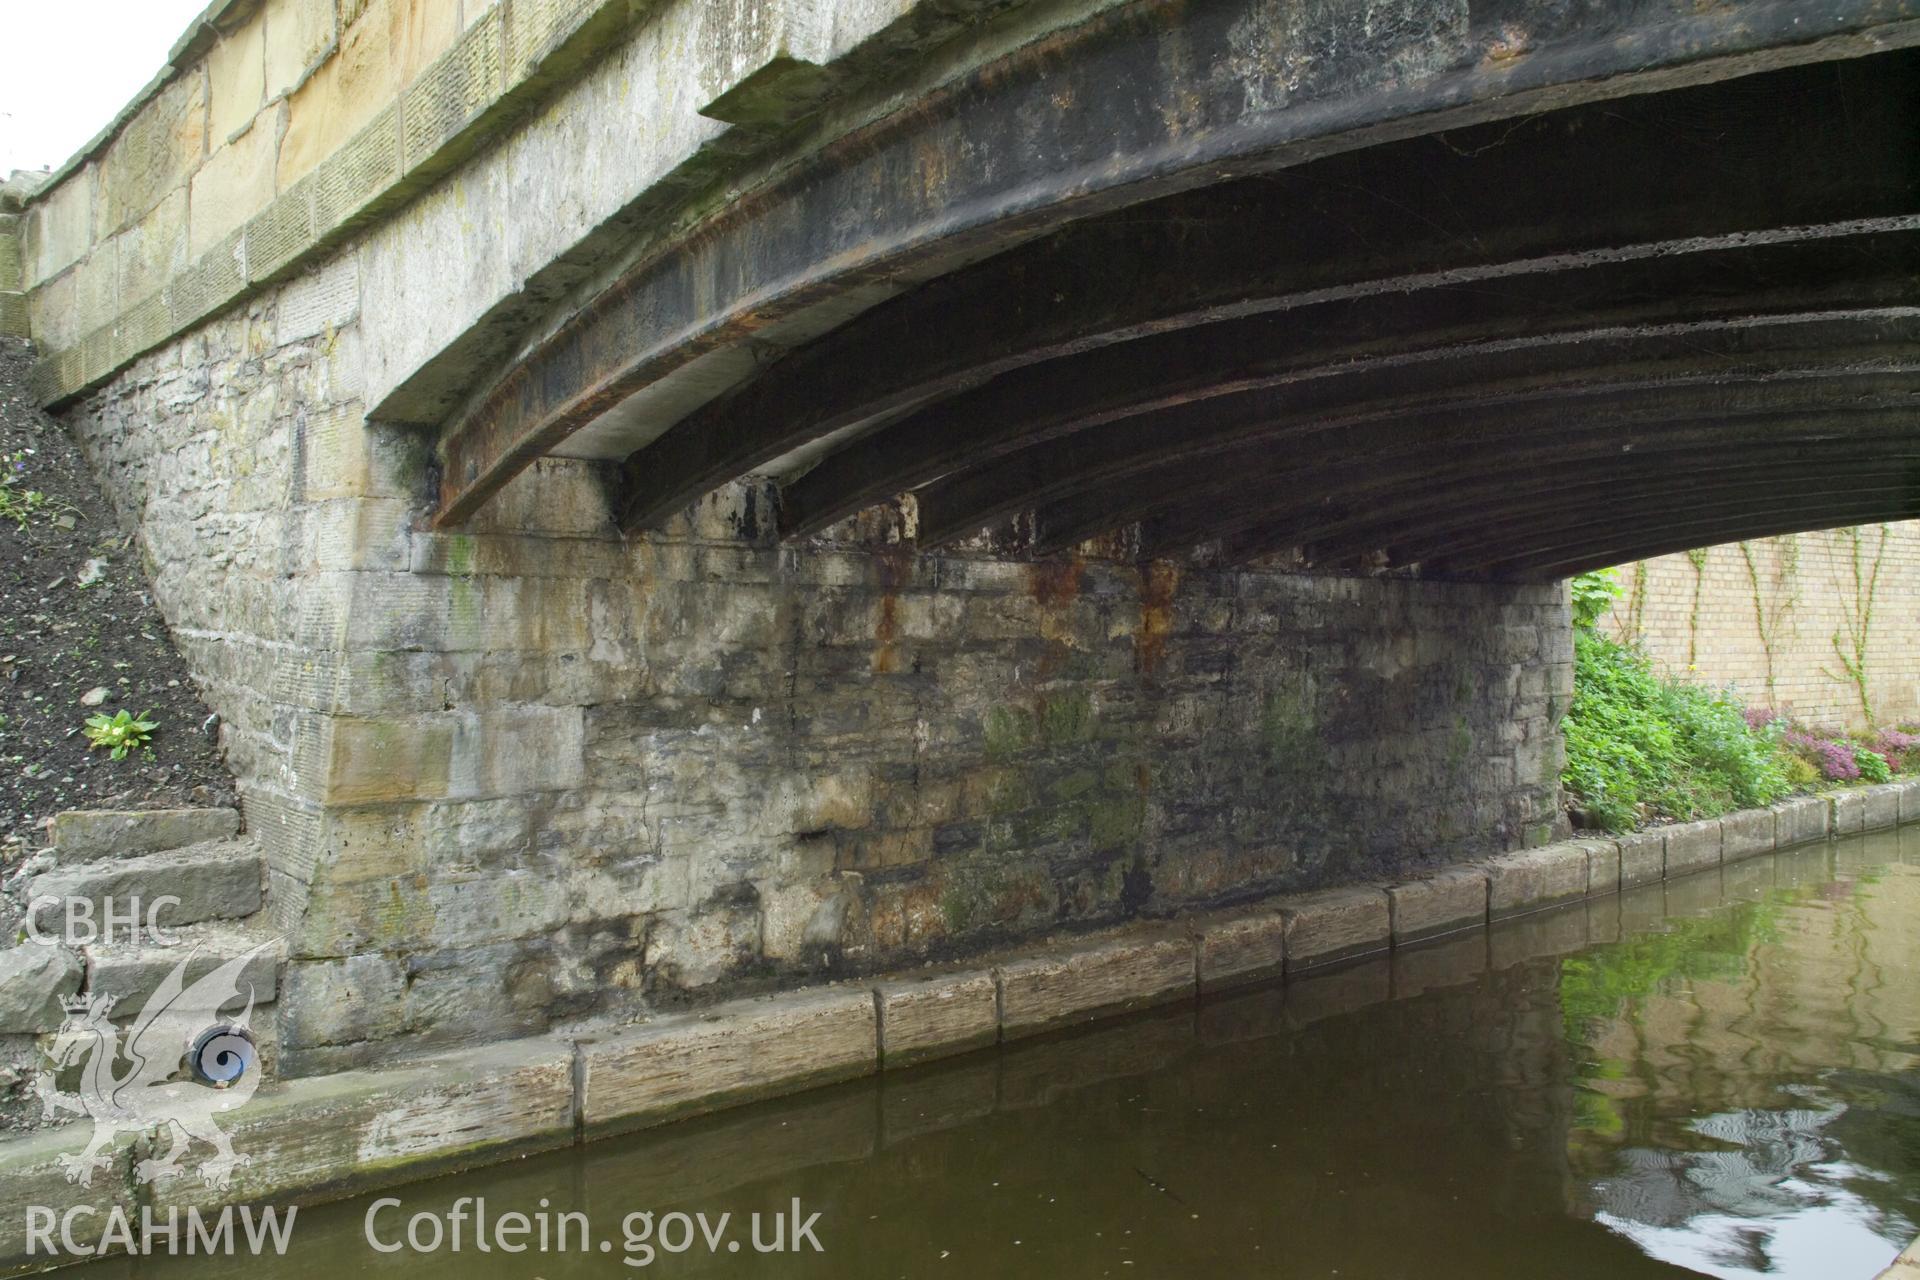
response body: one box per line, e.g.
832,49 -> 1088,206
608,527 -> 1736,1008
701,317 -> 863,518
134,825 -> 1920,1278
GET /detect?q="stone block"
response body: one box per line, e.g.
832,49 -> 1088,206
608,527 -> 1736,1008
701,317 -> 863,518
98,73 -> 206,236
1721,807 -> 1776,863
85,928 -> 282,1011
1483,844 -> 1589,919
1772,796 -> 1830,848
278,953 -> 407,1047
1386,867 -> 1487,943
190,117 -> 279,259
141,1038 -> 574,1211
873,967 -> 998,1066
1616,830 -> 1665,888
53,807 -> 241,860
997,927 -> 1195,1037
581,987 -> 877,1134
1193,905 -> 1285,991
401,14 -> 501,168
29,844 -> 262,933
1864,784 -> 1903,831
0,943 -> 82,1032
0,1126 -> 137,1273
114,188 -> 187,308
1279,885 -> 1390,970
1664,819 -> 1724,878
265,0 -> 339,100
1578,837 -> 1621,896
21,172 -> 93,285
209,11 -> 268,141
1830,789 -> 1868,836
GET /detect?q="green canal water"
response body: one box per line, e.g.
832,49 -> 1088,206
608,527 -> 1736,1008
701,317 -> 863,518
134,826 -> 1920,1278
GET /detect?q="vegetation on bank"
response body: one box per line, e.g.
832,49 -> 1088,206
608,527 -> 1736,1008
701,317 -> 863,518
1560,570 -> 1916,834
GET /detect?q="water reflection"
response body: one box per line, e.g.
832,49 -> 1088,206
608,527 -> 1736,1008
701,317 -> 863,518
112,825 -> 1920,1279
1564,829 -> 1920,1278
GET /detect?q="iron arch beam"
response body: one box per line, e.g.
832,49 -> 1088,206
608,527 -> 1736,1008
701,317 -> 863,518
1450,496 -> 1920,580
779,226 -> 1920,539
1007,376 -> 1920,556
1135,427 -> 1920,567
1275,457 -> 1920,568
425,0 -> 1920,528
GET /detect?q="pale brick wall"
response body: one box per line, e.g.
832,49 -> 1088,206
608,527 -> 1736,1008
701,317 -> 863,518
1601,524 -> 1920,734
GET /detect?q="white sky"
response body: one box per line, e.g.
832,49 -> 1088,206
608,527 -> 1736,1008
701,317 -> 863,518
0,0 -> 213,176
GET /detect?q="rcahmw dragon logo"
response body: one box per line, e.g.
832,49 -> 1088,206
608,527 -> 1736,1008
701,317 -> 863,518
38,944 -> 272,1190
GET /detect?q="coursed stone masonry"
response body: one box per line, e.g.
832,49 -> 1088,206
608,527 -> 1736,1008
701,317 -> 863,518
60,257 -> 1569,1072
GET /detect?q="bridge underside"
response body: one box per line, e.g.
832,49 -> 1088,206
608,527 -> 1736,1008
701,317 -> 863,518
421,6 -> 1920,579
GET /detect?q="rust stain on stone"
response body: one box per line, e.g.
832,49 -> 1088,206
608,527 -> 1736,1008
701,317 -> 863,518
1026,555 -> 1084,609
872,544 -> 913,673
1136,558 -> 1180,675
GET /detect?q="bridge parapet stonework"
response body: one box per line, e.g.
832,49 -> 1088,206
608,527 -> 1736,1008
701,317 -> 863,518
59,253 -> 1567,1070
15,0 -> 1023,408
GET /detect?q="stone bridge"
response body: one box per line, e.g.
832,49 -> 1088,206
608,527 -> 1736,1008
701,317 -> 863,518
1,0 -> 1916,1071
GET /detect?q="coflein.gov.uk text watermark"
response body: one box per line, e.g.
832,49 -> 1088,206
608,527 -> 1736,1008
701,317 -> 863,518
366,1196 -> 825,1267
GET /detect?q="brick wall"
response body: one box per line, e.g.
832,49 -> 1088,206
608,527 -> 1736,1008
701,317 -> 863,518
1601,524 -> 1920,733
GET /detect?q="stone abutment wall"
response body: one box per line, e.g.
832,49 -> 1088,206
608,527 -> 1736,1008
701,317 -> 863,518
58,256 -> 1569,1072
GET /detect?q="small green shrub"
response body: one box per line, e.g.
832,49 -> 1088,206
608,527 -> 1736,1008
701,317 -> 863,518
1780,753 -> 1821,788
1561,628 -> 1788,833
0,450 -> 48,530
1570,569 -> 1622,630
83,709 -> 156,760
1854,747 -> 1892,784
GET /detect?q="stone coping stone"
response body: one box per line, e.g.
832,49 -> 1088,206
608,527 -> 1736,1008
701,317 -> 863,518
1578,838 -> 1622,897
1902,780 -> 1920,825
1484,844 -> 1589,919
141,1037 -> 575,1212
1617,830 -> 1666,889
1664,819 -> 1724,878
1193,905 -> 1286,992
52,808 -> 241,861
1864,784 -> 1903,832
1772,796 -> 1831,849
0,1127 -> 137,1273
581,986 -> 878,1136
873,966 -> 999,1067
996,925 -> 1195,1039
1385,867 -> 1487,944
1280,886 -> 1390,971
1831,788 -> 1869,836
1722,807 -> 1776,862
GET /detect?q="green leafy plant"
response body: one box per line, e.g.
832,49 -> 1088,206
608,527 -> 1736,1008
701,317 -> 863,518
1570,569 -> 1622,630
0,450 -> 49,530
1854,746 -> 1892,784
1561,628 -> 1787,833
83,709 -> 157,760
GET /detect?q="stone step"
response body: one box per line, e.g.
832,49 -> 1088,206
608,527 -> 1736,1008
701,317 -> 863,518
27,837 -> 264,938
82,919 -> 283,1012
50,807 -> 241,862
